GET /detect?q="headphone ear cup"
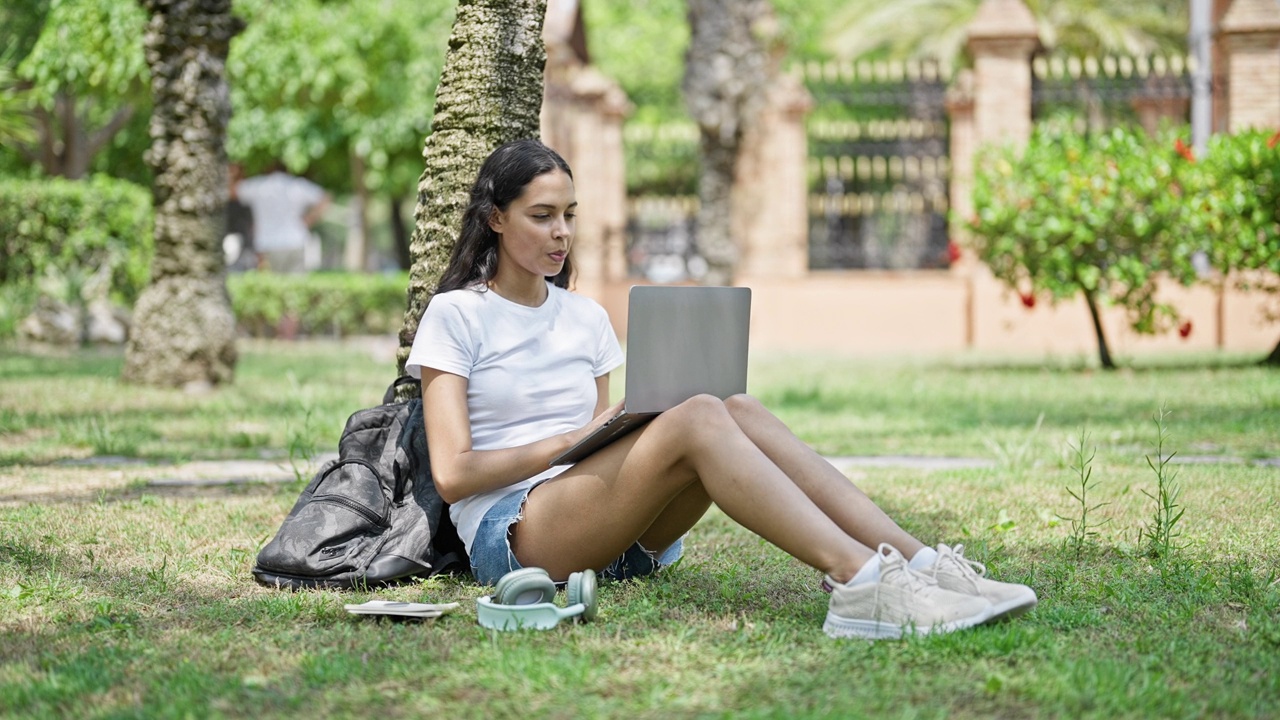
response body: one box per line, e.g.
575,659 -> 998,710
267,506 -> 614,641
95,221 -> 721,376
566,570 -> 597,622
495,568 -> 556,606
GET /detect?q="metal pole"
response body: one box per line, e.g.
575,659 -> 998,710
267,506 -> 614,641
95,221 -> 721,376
1190,0 -> 1213,154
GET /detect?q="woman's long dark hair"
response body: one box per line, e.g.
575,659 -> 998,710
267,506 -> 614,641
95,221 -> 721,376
435,139 -> 575,295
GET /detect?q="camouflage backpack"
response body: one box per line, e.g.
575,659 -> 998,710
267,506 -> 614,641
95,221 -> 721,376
253,378 -> 466,589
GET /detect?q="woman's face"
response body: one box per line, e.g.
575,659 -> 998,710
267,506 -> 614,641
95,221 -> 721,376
490,169 -> 576,281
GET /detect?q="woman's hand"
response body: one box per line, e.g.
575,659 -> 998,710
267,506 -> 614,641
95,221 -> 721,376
565,398 -> 625,447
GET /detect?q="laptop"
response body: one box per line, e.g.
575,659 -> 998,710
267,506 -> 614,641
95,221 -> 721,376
548,285 -> 752,466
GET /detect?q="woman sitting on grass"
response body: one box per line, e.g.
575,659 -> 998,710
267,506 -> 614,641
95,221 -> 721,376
406,139 -> 1037,640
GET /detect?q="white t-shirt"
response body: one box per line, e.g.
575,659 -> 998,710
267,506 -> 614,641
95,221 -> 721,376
405,282 -> 625,555
235,172 -> 326,252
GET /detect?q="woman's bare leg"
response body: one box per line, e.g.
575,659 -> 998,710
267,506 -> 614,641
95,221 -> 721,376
722,394 -> 925,559
514,395 -> 875,582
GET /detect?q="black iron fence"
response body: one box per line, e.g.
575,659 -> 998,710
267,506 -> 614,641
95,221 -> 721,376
802,59 -> 952,270
1031,52 -> 1195,127
619,53 -> 1200,278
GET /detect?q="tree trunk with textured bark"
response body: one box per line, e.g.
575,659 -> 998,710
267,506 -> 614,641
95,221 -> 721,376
682,0 -> 773,286
395,0 -> 548,380
122,0 -> 242,388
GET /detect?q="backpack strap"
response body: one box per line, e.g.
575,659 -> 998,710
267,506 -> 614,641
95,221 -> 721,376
384,376 -> 421,405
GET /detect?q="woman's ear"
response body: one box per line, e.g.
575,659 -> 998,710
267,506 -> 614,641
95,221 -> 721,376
487,207 -> 505,235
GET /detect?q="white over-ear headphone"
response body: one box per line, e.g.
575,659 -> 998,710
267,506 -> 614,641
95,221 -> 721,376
476,567 -> 597,631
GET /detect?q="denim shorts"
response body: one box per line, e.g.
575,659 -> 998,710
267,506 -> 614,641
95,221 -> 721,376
468,483 -> 684,586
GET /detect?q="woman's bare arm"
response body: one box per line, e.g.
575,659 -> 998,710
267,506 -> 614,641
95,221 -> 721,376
421,368 -> 619,503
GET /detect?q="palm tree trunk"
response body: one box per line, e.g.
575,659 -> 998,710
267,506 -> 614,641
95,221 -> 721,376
395,0 -> 549,381
1083,289 -> 1115,370
123,0 -> 243,388
682,0 -> 773,286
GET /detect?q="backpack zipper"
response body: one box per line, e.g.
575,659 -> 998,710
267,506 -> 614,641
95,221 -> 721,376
313,493 -> 388,527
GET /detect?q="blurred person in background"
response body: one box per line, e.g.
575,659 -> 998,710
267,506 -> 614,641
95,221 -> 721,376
232,162 -> 330,274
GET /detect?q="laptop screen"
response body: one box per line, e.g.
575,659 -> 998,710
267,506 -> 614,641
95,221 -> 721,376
622,286 -> 751,414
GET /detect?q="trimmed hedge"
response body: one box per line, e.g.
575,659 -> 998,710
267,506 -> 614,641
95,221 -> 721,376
227,270 -> 409,338
0,175 -> 153,337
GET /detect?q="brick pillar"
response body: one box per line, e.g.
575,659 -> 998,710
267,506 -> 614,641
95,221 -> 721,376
598,86 -> 631,285
967,0 -> 1041,148
1220,0 -> 1280,132
953,0 -> 1040,250
541,62 -> 631,299
956,0 -> 1040,348
734,71 -> 813,280
946,70 -> 976,242
945,71 -> 978,345
540,0 -> 632,300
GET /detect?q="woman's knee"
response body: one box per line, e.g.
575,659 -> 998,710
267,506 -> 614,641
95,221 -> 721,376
664,393 -> 732,427
723,393 -> 765,418
652,394 -> 735,445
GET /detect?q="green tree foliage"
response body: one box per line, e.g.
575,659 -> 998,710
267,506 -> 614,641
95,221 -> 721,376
584,0 -> 834,126
584,0 -> 834,195
12,0 -> 149,179
968,123 -> 1200,369
1190,131 -> 1280,284
0,0 -> 51,63
0,65 -> 37,150
226,0 -> 454,196
0,2 -> 46,158
582,0 -> 688,125
1184,130 -> 1280,363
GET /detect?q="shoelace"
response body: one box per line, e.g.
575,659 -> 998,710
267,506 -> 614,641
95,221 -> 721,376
819,543 -> 943,593
879,550 -> 939,594
930,544 -> 988,594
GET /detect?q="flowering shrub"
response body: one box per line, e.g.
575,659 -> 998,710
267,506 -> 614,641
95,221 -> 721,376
968,123 -> 1205,367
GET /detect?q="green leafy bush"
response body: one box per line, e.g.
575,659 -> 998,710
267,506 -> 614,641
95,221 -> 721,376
227,271 -> 408,338
1187,130 -> 1280,283
0,175 -> 153,337
1191,130 -> 1280,363
968,123 -> 1201,368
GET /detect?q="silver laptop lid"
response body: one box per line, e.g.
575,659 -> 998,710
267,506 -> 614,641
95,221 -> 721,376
623,286 -> 751,414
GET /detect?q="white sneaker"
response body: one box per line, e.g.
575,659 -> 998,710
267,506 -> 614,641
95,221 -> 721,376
823,544 -> 993,640
919,543 -> 1037,622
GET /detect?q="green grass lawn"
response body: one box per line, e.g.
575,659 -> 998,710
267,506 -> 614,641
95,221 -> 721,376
2,341 -> 1279,718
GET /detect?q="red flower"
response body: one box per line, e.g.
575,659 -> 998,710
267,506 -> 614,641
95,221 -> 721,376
1019,292 -> 1036,309
1175,138 -> 1196,163
1269,130 -> 1280,149
1178,320 -> 1193,339
947,241 -> 962,264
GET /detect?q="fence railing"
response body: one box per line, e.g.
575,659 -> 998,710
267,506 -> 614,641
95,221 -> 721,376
1031,52 -> 1196,127
619,51 -> 1218,278
624,195 -> 703,283
802,58 -> 951,271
